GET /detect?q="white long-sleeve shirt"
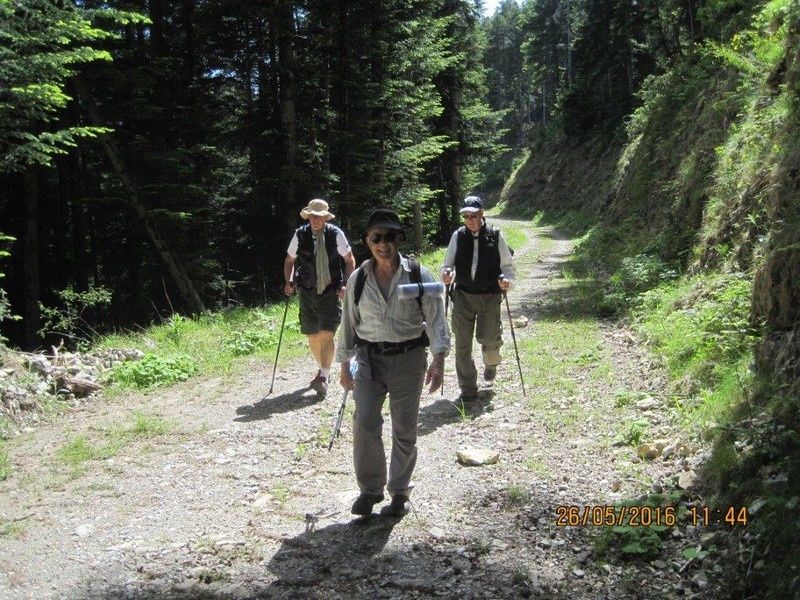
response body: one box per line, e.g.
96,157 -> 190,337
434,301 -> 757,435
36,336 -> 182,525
336,256 -> 451,362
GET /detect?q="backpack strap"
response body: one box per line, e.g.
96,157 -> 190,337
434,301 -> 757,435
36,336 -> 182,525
354,256 -> 424,313
406,254 -> 423,312
353,259 -> 372,306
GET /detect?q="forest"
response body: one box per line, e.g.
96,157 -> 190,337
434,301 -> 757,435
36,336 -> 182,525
2,0 -> 800,598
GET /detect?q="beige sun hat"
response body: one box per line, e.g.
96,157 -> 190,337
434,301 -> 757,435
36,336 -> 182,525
300,198 -> 335,220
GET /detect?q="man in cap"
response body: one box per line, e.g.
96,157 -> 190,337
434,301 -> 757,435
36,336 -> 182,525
337,208 -> 450,517
441,196 -> 515,401
284,199 -> 356,397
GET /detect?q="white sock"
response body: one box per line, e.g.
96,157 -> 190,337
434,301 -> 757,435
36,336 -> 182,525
320,368 -> 330,379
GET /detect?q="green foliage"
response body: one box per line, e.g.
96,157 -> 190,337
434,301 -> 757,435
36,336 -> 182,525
615,419 -> 650,447
38,284 -> 112,347
595,496 -> 674,560
111,353 -> 197,388
98,304 -> 304,387
0,233 -> 17,344
614,390 -> 651,408
635,273 -> 756,432
0,0 -> 147,172
56,435 -> 115,468
638,274 -> 756,381
0,441 -> 9,481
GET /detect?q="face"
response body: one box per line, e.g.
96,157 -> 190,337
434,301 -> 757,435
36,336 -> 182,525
366,227 -> 400,262
463,210 -> 483,233
308,215 -> 327,231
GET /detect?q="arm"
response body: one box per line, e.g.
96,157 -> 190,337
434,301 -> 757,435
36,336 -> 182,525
420,267 -> 451,361
498,231 -> 516,291
336,271 -> 359,390
440,231 -> 458,285
283,255 -> 296,295
339,250 -> 356,299
425,352 -> 445,394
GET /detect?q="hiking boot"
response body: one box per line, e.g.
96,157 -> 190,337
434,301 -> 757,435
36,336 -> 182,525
483,365 -> 497,381
381,494 -> 410,517
351,493 -> 384,516
310,372 -> 328,397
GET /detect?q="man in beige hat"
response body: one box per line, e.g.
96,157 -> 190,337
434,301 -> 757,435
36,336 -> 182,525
284,199 -> 356,397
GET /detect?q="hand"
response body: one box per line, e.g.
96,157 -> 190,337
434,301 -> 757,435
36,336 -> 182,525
425,355 -> 444,393
498,277 -> 510,292
442,269 -> 454,285
337,285 -> 346,300
283,282 -> 295,296
340,362 -> 355,391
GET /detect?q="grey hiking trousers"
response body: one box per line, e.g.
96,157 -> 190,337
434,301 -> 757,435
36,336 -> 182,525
352,345 -> 427,498
451,288 -> 503,395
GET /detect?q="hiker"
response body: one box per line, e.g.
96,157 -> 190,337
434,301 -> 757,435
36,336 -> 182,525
284,198 -> 356,397
337,208 -> 450,517
441,196 -> 515,401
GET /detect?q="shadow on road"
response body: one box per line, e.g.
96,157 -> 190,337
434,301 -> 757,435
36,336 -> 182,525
233,388 -> 324,422
417,391 -> 495,436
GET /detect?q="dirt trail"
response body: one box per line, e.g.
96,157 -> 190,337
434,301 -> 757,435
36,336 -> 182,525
0,218 -> 712,599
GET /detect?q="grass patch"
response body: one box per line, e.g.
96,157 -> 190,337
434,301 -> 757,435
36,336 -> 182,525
0,520 -> 25,538
57,435 -> 117,469
635,273 -> 756,432
272,483 -> 290,506
521,317 -> 608,434
99,305 -> 306,390
501,224 -> 527,253
504,484 -> 530,507
56,411 -> 172,474
0,441 -> 10,480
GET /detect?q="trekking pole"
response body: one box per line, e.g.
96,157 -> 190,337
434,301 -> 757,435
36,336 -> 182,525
441,289 -> 449,396
328,360 -> 357,450
268,292 -> 291,395
503,290 -> 527,397
327,388 -> 349,450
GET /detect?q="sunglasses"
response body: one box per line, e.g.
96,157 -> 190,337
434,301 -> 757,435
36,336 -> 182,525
463,213 -> 481,220
369,231 -> 399,244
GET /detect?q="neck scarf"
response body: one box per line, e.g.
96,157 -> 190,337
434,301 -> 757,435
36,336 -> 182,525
314,227 -> 331,294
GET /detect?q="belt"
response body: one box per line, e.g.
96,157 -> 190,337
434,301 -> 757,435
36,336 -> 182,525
359,334 -> 429,356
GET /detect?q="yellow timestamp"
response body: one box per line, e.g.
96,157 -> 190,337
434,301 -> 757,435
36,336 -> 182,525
689,505 -> 748,527
555,505 -> 678,527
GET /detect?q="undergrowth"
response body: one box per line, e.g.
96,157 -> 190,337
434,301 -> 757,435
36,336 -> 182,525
100,305 -> 304,389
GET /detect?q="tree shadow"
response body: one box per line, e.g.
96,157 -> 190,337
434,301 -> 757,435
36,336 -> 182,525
233,388 -> 324,422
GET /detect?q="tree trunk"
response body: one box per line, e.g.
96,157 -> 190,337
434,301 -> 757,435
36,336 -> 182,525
75,80 -> 205,314
22,169 -> 40,347
277,0 -> 298,230
412,199 -> 423,253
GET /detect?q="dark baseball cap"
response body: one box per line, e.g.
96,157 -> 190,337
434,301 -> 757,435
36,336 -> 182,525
460,196 -> 483,213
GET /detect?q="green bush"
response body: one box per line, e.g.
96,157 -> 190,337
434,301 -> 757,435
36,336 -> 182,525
225,328 -> 277,356
38,284 -> 112,348
595,494 -> 681,560
615,419 -> 650,446
112,353 -> 198,388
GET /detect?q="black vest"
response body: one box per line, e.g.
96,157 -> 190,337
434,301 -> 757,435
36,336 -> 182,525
454,224 -> 501,294
294,223 -> 344,293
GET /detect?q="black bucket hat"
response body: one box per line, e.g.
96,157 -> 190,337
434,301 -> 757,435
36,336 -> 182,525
363,208 -> 405,240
